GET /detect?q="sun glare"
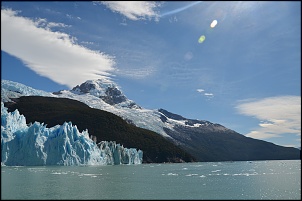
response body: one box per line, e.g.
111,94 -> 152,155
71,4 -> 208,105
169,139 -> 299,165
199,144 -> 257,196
210,20 -> 217,28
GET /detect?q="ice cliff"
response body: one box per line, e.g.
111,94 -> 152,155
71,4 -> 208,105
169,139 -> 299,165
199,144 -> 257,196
1,102 -> 143,166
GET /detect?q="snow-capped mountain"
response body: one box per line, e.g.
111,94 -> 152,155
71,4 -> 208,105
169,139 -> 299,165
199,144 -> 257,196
52,79 -> 231,140
56,79 -> 141,109
1,79 -> 173,137
2,79 -> 300,162
52,79 -> 172,137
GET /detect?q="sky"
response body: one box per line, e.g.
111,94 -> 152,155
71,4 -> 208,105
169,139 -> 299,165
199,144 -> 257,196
1,1 -> 301,148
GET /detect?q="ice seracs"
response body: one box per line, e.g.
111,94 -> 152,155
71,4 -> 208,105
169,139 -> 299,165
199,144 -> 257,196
98,141 -> 143,165
1,102 -> 143,166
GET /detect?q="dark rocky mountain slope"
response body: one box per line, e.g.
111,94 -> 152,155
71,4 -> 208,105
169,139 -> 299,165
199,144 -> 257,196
157,109 -> 300,162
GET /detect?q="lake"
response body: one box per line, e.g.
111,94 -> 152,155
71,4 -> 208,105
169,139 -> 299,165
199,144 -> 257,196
1,160 -> 300,200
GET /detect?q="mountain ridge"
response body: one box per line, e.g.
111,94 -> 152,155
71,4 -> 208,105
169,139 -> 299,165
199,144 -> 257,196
1,79 -> 300,162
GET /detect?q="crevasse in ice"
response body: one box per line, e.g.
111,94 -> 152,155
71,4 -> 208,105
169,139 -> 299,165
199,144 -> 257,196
1,102 -> 143,166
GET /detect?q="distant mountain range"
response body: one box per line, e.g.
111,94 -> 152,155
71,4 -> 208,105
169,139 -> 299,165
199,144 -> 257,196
1,79 -> 300,162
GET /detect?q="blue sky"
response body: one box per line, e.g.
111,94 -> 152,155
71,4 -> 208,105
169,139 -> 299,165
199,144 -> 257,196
1,1 -> 301,148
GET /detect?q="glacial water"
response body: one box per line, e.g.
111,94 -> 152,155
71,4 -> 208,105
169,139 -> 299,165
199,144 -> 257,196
1,160 -> 300,200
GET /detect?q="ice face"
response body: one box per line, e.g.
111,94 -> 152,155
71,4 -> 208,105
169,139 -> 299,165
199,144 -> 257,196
98,141 -> 143,165
1,102 -> 143,166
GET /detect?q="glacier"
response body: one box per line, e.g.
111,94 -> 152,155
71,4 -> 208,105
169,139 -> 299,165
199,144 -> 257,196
1,102 -> 143,166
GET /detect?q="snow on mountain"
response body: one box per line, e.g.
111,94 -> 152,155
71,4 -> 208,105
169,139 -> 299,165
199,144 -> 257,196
53,79 -> 172,137
65,79 -> 231,133
1,80 -> 55,102
66,79 -> 141,109
58,89 -> 171,137
1,79 -> 231,139
1,102 -> 143,166
158,108 -> 231,132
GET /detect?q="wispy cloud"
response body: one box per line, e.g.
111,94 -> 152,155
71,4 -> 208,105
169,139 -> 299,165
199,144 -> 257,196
114,66 -> 156,79
236,96 -> 301,141
197,88 -> 214,98
160,1 -> 202,18
1,9 -> 115,88
196,89 -> 205,93
34,18 -> 71,29
99,1 -> 161,21
47,22 -> 71,29
204,93 -> 214,96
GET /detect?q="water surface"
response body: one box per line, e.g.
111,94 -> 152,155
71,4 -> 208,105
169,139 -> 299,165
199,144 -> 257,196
1,160 -> 300,200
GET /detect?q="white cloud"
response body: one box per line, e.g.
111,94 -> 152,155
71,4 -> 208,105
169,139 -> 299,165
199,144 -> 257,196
34,18 -> 47,27
47,22 -> 71,28
99,1 -> 160,21
1,9 -> 115,88
197,89 -> 214,98
236,96 -> 301,141
66,14 -> 72,19
114,66 -> 156,79
35,18 -> 71,29
81,41 -> 94,45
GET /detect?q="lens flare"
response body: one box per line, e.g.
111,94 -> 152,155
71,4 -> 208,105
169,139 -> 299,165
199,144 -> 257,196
210,20 -> 217,28
198,35 -> 206,43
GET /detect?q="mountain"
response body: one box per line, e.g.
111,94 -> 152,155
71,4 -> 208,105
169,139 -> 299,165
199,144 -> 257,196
55,79 -> 141,109
1,79 -> 300,162
157,109 -> 300,161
